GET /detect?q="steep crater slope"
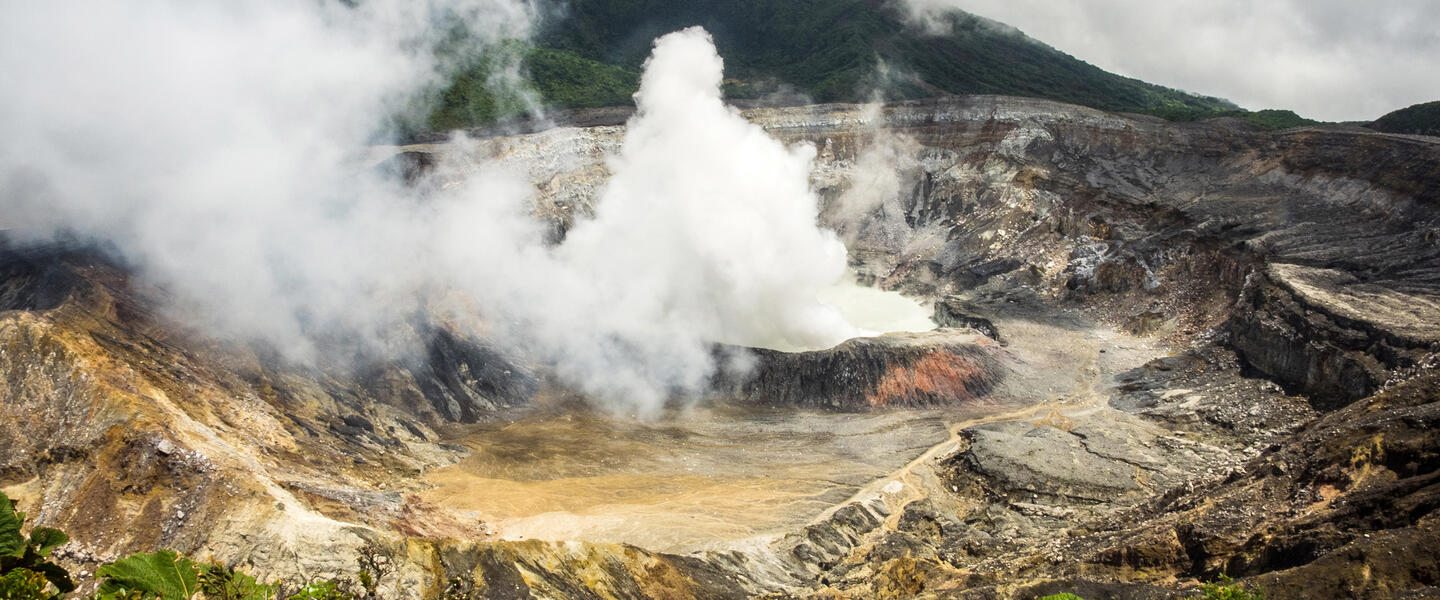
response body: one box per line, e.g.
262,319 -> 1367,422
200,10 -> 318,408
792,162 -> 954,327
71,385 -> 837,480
769,97 -> 1440,404
438,95 -> 1439,405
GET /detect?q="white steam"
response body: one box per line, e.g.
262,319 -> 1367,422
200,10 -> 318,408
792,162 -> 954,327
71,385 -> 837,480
444,28 -> 868,410
0,4 -> 867,415
0,0 -> 543,360
562,28 -> 862,352
825,103 -> 947,266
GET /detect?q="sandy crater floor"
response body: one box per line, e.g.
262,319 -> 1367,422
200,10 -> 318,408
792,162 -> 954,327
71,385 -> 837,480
421,407 -> 966,552
420,296 -> 1165,553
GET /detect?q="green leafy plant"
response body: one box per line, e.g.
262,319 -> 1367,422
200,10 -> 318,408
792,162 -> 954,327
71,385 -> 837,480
1197,574 -> 1265,600
0,493 -> 75,599
0,568 -> 55,600
89,590 -> 145,600
88,544 -> 390,600
95,549 -> 200,600
1039,594 -> 1087,600
0,493 -> 381,600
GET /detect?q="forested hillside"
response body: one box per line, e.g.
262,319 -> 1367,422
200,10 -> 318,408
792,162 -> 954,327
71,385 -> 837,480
427,0 -> 1268,130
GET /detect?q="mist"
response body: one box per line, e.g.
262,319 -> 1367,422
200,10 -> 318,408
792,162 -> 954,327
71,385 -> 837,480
0,3 -> 865,416
0,0 -> 544,359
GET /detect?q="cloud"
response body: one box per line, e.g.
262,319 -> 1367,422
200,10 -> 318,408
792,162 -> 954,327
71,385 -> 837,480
898,0 -> 1440,121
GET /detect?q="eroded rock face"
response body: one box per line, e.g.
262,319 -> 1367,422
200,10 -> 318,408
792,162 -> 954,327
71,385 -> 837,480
1231,263 -> 1439,408
761,99 -> 1438,405
0,243 -> 78,312
0,246 -> 524,585
732,331 -> 1003,410
930,298 -> 1002,343
404,328 -> 537,424
1077,371 -> 1440,599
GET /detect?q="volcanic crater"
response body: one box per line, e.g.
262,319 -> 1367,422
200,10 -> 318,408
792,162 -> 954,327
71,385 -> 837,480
3,95 -> 1439,599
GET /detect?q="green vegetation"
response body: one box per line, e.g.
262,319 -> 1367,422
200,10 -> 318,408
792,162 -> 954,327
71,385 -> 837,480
426,40 -> 545,132
1,493 -> 74,599
427,42 -> 640,133
0,493 -> 390,600
94,551 -> 204,599
196,563 -> 274,600
1370,101 -> 1440,136
524,48 -> 640,110
1198,574 -> 1265,600
1162,108 -> 1317,130
90,551 -> 289,600
1038,594 -> 1086,600
1232,109 -> 1317,130
423,0 -> 1317,132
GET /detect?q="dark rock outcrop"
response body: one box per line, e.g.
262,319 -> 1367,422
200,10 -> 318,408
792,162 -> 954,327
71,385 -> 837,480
1230,263 -> 1440,408
1087,371 -> 1440,599
0,242 -> 81,312
407,328 -> 537,423
733,331 -> 1004,410
931,296 -> 1003,343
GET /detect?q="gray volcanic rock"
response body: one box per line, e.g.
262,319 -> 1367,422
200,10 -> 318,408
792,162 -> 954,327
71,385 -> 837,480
961,420 -> 1145,501
0,242 -> 79,311
1231,262 -> 1440,407
931,296 -> 1003,342
944,408 -> 1231,507
790,98 -> 1439,410
406,328 -> 537,423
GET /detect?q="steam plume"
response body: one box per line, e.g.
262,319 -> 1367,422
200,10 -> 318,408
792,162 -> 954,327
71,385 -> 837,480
0,5 -> 864,415
0,0 -> 543,360
447,27 -> 867,412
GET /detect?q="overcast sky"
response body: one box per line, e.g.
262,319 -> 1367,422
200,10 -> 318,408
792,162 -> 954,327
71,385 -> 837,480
904,0 -> 1440,121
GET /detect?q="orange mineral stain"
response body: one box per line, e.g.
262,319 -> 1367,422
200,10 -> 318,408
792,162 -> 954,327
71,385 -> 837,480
866,351 -> 992,408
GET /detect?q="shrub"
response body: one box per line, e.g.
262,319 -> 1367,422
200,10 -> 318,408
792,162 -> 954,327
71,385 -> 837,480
93,550 -> 202,599
0,493 -> 75,600
88,544 -> 393,600
197,563 -> 274,600
1198,574 -> 1265,600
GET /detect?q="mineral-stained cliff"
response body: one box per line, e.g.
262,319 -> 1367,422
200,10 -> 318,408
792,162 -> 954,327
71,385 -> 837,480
2,95 -> 1438,598
728,332 -> 1003,411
